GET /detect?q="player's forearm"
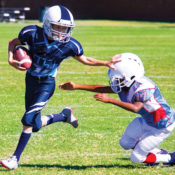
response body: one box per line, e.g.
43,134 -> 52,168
75,84 -> 113,93
84,57 -> 108,66
8,38 -> 21,62
8,40 -> 16,62
107,98 -> 142,113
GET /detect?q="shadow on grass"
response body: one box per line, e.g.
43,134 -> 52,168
20,163 -> 136,170
0,169 -> 9,172
0,158 -> 146,171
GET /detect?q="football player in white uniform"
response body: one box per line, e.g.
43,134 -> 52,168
59,53 -> 175,165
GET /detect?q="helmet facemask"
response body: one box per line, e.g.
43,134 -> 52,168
44,20 -> 74,43
50,23 -> 73,42
109,75 -> 135,93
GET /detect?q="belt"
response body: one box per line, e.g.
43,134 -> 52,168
27,73 -> 54,80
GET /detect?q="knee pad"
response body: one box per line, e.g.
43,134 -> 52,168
32,123 -> 42,132
120,138 -> 130,150
22,112 -> 42,132
32,114 -> 42,132
120,137 -> 136,150
21,113 -> 33,126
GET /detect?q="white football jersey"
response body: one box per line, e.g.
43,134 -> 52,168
117,76 -> 175,129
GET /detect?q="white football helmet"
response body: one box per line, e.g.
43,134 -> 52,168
43,5 -> 75,42
108,53 -> 145,93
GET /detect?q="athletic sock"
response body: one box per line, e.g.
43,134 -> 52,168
13,130 -> 31,162
144,152 -> 171,163
45,113 -> 67,126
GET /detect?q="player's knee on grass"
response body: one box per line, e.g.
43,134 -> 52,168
130,150 -> 146,163
120,117 -> 143,150
130,144 -> 149,163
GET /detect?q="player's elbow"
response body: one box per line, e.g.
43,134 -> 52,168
9,38 -> 17,45
132,107 -> 140,113
131,103 -> 143,113
9,38 -> 21,47
8,60 -> 13,65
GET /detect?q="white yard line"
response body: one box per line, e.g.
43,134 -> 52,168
0,62 -> 8,65
0,94 -> 13,96
31,152 -> 130,159
0,152 -> 130,160
59,71 -> 105,74
149,75 -> 175,79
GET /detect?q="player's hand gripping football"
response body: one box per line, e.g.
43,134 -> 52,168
94,93 -> 111,103
59,81 -> 76,90
8,57 -> 27,71
8,38 -> 27,71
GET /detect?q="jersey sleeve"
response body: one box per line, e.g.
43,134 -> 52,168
132,89 -> 154,103
69,38 -> 84,57
18,25 -> 37,46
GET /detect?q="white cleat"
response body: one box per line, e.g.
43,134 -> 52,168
62,107 -> 78,128
0,156 -> 18,170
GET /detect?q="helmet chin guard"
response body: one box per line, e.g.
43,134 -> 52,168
108,53 -> 145,93
43,5 -> 75,42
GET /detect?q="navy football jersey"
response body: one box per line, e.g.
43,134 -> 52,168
18,25 -> 83,77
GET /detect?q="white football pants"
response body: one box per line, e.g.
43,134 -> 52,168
120,117 -> 175,163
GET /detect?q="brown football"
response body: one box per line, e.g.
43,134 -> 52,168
13,46 -> 32,69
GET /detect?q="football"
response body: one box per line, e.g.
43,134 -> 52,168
13,46 -> 32,69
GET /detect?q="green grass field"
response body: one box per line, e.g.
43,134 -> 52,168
0,20 -> 175,175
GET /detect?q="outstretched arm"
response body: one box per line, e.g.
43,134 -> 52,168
73,55 -> 120,70
94,93 -> 144,113
59,81 -> 114,93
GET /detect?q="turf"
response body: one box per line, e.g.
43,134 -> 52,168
0,20 -> 175,174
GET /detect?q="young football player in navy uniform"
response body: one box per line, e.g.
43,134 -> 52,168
0,5 -> 118,170
59,53 -> 175,166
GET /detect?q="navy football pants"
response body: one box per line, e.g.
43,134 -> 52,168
21,73 -> 55,132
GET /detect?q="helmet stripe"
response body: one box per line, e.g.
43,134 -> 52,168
60,5 -> 71,20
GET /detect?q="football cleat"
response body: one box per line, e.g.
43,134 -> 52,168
164,152 -> 175,166
62,107 -> 78,128
0,156 -> 18,170
159,149 -> 169,154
